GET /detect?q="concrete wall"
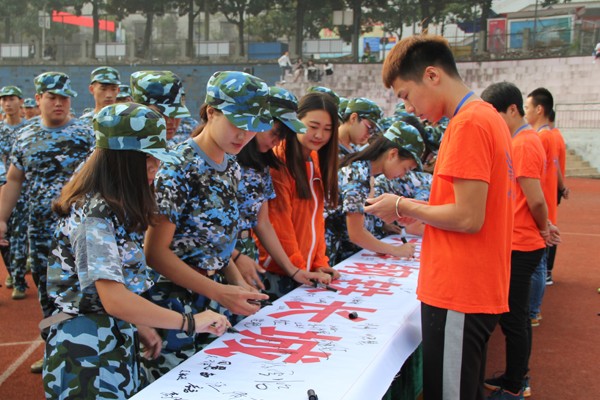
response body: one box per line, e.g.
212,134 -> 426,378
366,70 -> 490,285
284,56 -> 600,170
0,64 -> 280,118
2,56 -> 598,168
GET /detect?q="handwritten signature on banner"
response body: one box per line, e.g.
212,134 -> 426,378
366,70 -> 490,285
135,235 -> 423,400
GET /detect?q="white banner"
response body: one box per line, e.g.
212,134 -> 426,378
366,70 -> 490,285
131,235 -> 422,400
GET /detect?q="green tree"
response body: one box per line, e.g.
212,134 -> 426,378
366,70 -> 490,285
367,0 -> 421,39
214,0 -> 269,57
174,0 -> 218,58
106,0 -> 179,59
246,8 -> 295,42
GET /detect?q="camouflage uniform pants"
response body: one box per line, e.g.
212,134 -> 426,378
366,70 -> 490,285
8,197 -> 29,292
325,232 -> 357,267
141,281 -> 211,383
262,271 -> 300,301
28,231 -> 54,319
236,235 -> 259,262
43,314 -> 142,400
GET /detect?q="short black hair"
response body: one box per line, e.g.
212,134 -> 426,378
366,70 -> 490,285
527,87 -> 553,117
481,82 -> 524,117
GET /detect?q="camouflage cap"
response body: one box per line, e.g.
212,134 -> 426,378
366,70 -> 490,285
344,97 -> 383,132
34,72 -> 77,98
90,66 -> 121,85
338,96 -> 349,120
378,115 -> 398,132
423,125 -> 443,152
130,71 -> 190,119
94,103 -> 182,165
117,84 -> 133,99
268,87 -> 306,134
306,86 -> 340,107
205,71 -> 272,132
394,102 -> 412,118
0,86 -> 23,98
384,120 -> 425,170
23,98 -> 37,108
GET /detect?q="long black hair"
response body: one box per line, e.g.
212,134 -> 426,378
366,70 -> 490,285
237,120 -> 285,170
340,134 -> 415,169
53,149 -> 157,232
283,92 -> 339,206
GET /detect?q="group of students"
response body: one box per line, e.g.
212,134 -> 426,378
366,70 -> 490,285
0,59 -> 426,398
0,34 -> 569,400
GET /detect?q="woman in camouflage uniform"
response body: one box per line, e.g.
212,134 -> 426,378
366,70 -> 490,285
337,97 -> 383,158
373,119 -> 443,238
43,103 -> 229,399
233,87 -> 331,292
325,121 -> 425,265
142,71 -> 271,380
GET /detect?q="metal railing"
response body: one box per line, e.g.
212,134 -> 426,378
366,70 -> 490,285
555,103 -> 600,129
0,13 -> 598,65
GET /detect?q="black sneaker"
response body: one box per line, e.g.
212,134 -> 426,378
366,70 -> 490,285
545,273 -> 554,286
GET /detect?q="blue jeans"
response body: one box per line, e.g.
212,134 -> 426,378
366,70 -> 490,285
529,248 -> 548,319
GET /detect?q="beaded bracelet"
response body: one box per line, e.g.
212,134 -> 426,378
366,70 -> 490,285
395,196 -> 404,219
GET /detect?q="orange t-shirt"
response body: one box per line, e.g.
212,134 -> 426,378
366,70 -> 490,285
552,127 -> 566,177
538,129 -> 559,224
418,101 -> 513,314
512,129 -> 546,252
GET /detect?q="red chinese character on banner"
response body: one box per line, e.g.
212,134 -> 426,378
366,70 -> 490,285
205,327 -> 342,363
337,262 -> 417,278
307,278 -> 400,296
268,300 -> 376,322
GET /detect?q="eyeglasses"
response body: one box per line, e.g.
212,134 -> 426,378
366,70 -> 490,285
361,119 -> 378,136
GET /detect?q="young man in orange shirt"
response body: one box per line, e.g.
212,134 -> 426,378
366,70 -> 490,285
481,82 -> 560,399
367,35 -> 514,400
524,88 -> 561,326
546,110 -> 568,285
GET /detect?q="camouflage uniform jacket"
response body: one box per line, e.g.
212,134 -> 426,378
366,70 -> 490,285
77,110 -> 94,127
338,142 -> 356,160
170,116 -> 199,145
0,119 -> 28,170
326,160 -> 374,260
374,170 -> 432,201
46,193 -> 153,315
155,139 -> 241,272
10,119 -> 95,231
236,165 -> 276,231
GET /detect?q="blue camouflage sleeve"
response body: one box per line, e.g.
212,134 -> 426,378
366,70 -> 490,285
0,161 -> 6,185
340,163 -> 369,215
72,215 -> 125,292
264,167 -> 276,201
